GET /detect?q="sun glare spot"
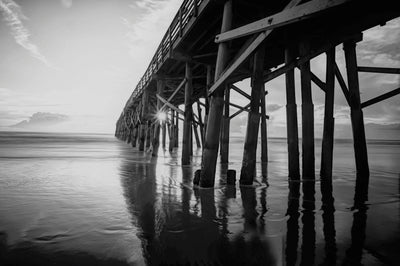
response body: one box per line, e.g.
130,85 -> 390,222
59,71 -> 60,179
157,112 -> 167,122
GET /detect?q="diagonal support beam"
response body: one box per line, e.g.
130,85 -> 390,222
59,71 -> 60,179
231,84 -> 251,99
361,87 -> 400,108
215,0 -> 351,43
334,62 -> 351,105
156,94 -> 184,115
160,78 -> 186,111
208,0 -> 303,96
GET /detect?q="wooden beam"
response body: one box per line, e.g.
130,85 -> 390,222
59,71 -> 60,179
310,72 -> 326,92
230,84 -> 251,99
357,66 -> 400,74
156,94 -> 184,115
334,62 -> 351,105
208,0 -> 303,96
160,78 -> 186,111
215,0 -> 350,43
361,87 -> 400,108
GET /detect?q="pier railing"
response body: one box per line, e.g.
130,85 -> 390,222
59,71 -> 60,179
126,0 -> 205,107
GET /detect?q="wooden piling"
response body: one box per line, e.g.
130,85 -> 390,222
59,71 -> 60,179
175,111 -> 179,148
260,87 -> 268,179
196,101 -> 205,146
320,49 -> 336,180
131,124 -> 138,147
182,62 -> 193,165
193,120 -> 201,148
239,47 -> 265,186
139,89 -> 149,151
152,78 -> 165,156
169,110 -> 175,152
285,46 -> 300,180
146,121 -> 152,149
220,85 -> 230,163
299,41 -> 315,179
199,0 -> 232,187
344,40 -> 369,202
162,121 -> 166,150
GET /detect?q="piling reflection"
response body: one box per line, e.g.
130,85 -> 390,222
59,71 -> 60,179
118,150 -> 372,265
119,153 -> 277,265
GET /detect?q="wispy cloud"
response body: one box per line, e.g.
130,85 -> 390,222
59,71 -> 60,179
60,0 -> 72,9
0,0 -> 51,67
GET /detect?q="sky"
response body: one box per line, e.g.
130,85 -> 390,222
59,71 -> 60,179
0,0 -> 399,139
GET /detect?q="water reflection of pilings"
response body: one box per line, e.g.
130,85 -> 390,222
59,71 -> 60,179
285,177 -> 338,266
343,182 -> 369,266
119,152 -> 277,265
285,181 -> 300,266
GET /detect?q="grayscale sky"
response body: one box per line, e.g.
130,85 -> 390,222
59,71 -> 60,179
0,0 -> 399,139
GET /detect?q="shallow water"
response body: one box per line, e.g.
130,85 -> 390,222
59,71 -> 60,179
0,132 -> 399,265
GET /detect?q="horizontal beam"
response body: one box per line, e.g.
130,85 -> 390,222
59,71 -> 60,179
208,0 -> 302,96
361,87 -> 400,108
215,0 -> 351,43
156,94 -> 184,115
357,66 -> 400,74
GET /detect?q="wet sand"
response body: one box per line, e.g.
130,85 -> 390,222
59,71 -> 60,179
0,132 -> 399,265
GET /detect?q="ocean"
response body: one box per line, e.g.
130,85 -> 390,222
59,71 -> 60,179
0,131 -> 399,265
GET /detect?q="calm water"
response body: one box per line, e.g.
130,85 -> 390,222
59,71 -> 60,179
0,132 -> 399,265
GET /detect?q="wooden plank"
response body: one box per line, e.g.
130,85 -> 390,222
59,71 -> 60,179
361,87 -> 400,108
357,66 -> 400,74
208,0 -> 303,96
156,94 -> 184,115
231,84 -> 251,99
215,0 -> 350,43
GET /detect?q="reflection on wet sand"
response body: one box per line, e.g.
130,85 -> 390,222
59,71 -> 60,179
119,153 -> 276,265
118,148 -> 377,265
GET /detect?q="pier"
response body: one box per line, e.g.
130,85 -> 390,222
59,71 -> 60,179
115,0 -> 400,197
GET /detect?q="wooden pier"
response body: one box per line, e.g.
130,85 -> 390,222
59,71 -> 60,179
116,0 -> 400,196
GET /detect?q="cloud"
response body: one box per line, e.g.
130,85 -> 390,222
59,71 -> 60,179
0,0 -> 51,67
60,0 -> 72,8
11,112 -> 69,129
267,104 -> 282,113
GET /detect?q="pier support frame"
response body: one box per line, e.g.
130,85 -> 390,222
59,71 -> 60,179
344,40 -> 369,202
239,47 -> 265,185
199,0 -> 232,187
182,62 -> 193,165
